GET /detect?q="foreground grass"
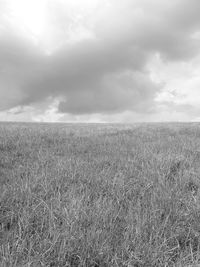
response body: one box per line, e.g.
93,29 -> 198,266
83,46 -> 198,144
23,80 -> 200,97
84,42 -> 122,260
1,122 -> 200,266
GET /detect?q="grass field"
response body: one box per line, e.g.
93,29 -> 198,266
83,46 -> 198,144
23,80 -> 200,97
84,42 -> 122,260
1,122 -> 200,267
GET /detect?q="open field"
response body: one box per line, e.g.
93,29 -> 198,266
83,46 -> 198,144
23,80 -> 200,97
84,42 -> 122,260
1,122 -> 200,266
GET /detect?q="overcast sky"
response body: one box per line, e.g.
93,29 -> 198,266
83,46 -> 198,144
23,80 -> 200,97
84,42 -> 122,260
0,0 -> 200,122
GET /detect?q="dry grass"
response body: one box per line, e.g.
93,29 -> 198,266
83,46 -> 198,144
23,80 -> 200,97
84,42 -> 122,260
1,122 -> 200,266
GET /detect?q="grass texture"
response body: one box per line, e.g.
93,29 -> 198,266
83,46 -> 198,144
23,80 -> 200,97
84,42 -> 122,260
1,122 -> 200,266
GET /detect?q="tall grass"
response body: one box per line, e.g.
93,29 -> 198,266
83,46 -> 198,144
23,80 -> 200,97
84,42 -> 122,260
1,122 -> 200,266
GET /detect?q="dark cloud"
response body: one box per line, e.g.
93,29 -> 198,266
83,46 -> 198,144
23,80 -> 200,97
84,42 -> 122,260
129,0 -> 200,60
58,71 -> 158,114
0,32 -> 45,110
18,39 -> 152,113
0,0 -> 200,116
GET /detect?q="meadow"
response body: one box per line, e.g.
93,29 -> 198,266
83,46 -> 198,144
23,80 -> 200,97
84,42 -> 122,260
1,122 -> 200,267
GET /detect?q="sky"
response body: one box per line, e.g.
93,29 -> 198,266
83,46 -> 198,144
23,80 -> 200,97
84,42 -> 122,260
0,0 -> 200,122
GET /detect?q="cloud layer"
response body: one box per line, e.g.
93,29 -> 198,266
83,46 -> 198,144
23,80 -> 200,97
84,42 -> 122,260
0,0 -> 200,121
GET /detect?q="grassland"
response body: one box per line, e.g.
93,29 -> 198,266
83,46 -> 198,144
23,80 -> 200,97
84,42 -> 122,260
1,122 -> 200,267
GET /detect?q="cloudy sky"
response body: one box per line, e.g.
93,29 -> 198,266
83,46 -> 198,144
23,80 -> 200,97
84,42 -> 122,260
0,0 -> 200,122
